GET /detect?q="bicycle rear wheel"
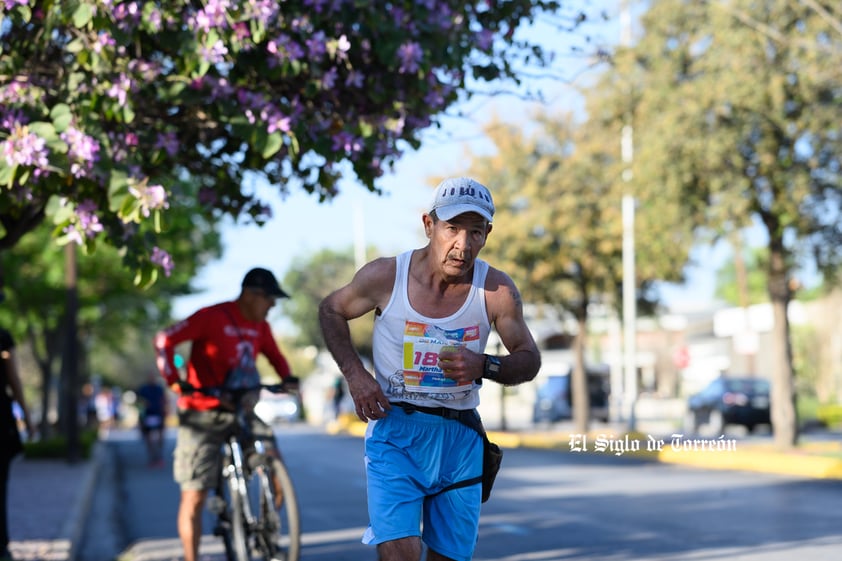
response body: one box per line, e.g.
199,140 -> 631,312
253,459 -> 300,561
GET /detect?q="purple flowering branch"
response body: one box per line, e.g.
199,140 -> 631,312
0,0 -> 569,283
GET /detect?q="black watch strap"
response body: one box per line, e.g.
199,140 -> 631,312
483,354 -> 501,381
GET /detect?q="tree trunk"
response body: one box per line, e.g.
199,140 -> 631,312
767,247 -> 798,450
572,314 -> 590,434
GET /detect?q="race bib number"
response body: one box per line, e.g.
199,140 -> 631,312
401,321 -> 480,394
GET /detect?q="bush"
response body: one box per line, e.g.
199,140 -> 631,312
23,429 -> 98,460
816,404 -> 842,429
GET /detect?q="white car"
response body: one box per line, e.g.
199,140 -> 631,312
254,390 -> 301,424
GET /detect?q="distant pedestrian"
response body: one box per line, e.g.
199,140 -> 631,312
136,372 -> 168,467
332,376 -> 346,419
1,324 -> 33,561
94,386 -> 115,437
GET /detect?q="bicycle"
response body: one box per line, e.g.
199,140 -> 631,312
183,381 -> 302,561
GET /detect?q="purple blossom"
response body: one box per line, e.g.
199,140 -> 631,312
109,131 -> 138,162
2,0 -> 28,11
424,89 -> 446,110
345,70 -> 364,88
306,31 -> 327,59
321,67 -> 338,90
194,0 -> 230,33
0,109 -> 26,130
397,41 -> 423,74
143,7 -> 163,31
62,225 -> 85,246
208,77 -> 235,98
112,1 -> 142,31
106,73 -> 133,107
129,182 -> 169,217
64,200 -> 104,244
475,29 -> 494,51
2,126 -> 50,169
128,59 -> 163,82
92,32 -> 116,54
154,132 -> 179,157
232,22 -> 250,42
303,0 -> 329,13
332,131 -> 362,155
267,34 -> 305,63
151,247 -> 174,277
0,81 -> 36,105
261,107 -> 291,134
199,39 -> 228,64
243,0 -> 279,27
60,126 -> 101,178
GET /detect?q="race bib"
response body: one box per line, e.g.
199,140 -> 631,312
401,321 -> 480,394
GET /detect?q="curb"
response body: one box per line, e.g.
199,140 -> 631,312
485,428 -> 842,480
334,419 -> 842,481
60,441 -> 104,561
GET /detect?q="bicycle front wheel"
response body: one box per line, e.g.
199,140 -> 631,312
254,458 -> 301,561
227,473 -> 252,561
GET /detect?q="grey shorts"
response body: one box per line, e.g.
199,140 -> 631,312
174,408 -> 277,491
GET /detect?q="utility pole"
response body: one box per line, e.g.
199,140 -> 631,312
620,0 -> 638,430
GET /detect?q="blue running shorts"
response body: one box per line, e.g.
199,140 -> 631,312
362,405 -> 483,561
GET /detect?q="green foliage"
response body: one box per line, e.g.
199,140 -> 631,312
457,110 -> 688,322
628,0 -> 842,281
23,427 -> 98,460
281,246 -> 376,356
816,403 -> 842,429
0,0 -> 577,281
0,193 -> 221,394
714,245 -> 770,306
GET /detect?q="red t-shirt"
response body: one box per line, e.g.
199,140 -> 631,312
154,301 -> 291,410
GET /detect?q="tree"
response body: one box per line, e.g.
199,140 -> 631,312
0,0 -> 588,282
626,0 -> 842,449
0,200 -> 220,435
714,243 -> 769,308
457,108 -> 690,433
281,246 -> 376,357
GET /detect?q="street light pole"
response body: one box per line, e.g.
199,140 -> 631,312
620,0 -> 638,430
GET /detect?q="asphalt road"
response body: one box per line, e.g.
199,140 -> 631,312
79,425 -> 842,561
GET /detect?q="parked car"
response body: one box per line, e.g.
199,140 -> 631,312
532,366 -> 610,424
254,390 -> 301,424
684,376 -> 771,435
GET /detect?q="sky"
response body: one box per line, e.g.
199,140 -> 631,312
171,1 -> 728,329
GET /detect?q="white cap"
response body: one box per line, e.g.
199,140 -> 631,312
429,177 -> 495,222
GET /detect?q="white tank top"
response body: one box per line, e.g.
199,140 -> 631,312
371,250 -> 491,410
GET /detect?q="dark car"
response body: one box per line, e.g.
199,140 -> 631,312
532,367 -> 610,424
684,376 -> 771,435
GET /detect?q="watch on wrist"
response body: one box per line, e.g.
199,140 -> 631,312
483,354 -> 501,381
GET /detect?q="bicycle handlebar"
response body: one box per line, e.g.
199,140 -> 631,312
177,376 -> 300,398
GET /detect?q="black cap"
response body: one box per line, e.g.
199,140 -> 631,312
241,267 -> 289,298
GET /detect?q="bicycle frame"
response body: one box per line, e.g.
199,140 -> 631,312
188,382 -> 301,561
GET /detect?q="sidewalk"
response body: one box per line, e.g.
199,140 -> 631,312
7,443 -> 104,561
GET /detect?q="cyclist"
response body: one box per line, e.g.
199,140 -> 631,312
154,267 -> 298,561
